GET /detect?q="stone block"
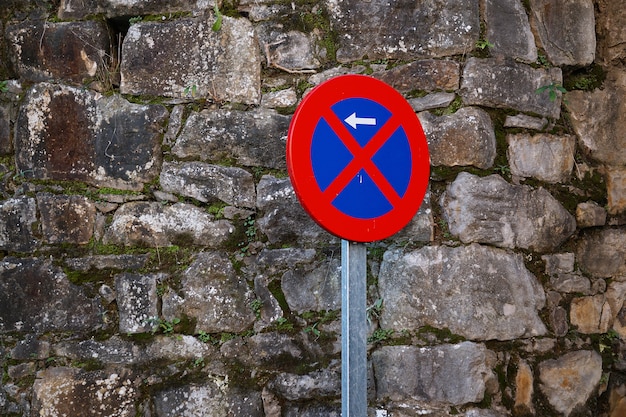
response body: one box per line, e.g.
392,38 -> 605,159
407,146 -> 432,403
460,57 -> 562,119
484,0 -> 537,62
441,172 -> 576,252
328,0 -> 479,62
0,105 -> 11,155
372,60 -> 460,93
220,332 -> 306,368
6,20 -> 111,84
103,202 -> 234,248
507,133 -> 575,183
378,244 -> 546,340
257,25 -> 322,71
529,0 -> 596,66
570,295 -> 611,334
261,88 -> 298,109
53,336 -> 138,365
372,342 -> 495,405
0,197 -> 38,252
607,168 -> 626,215
539,350 -> 602,416
577,228 -> 626,278
15,83 -> 167,191
160,161 -> 256,208
58,0 -> 213,19
33,367 -> 138,417
120,17 -> 260,104
37,193 -> 96,245
0,258 -> 102,333
115,273 -> 158,334
154,384 -> 263,417
504,114 -> 548,130
269,367 -> 340,401
576,201 -> 607,228
596,0 -> 626,64
419,107 -> 496,169
514,360 -> 535,415
281,257 -> 341,314
173,108 -> 289,169
408,92 -> 456,112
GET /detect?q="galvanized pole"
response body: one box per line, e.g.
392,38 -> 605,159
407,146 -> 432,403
341,239 -> 367,417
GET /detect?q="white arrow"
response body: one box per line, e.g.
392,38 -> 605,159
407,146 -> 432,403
344,112 -> 377,129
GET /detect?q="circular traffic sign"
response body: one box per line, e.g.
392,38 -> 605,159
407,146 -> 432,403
286,74 -> 430,242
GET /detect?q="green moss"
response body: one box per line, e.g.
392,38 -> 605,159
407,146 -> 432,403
564,64 -> 606,92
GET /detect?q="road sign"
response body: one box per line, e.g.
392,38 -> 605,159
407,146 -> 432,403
286,74 -> 430,242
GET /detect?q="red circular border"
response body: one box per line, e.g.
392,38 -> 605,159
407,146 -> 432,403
286,74 -> 430,242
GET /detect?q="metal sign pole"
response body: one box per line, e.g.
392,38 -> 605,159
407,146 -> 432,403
341,239 -> 367,417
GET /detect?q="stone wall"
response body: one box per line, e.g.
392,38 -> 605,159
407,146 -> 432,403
0,0 -> 625,416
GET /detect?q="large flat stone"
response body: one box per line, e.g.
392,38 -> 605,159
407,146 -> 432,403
460,58 -> 562,119
577,228 -> 626,278
281,257 -> 341,314
37,193 -> 96,245
58,0 -> 212,19
327,0 -> 479,62
154,384 -> 263,417
0,197 -> 38,252
15,83 -> 167,191
115,273 -> 159,334
372,60 -> 460,93
440,172 -> 576,252
596,0 -> 626,64
121,17 -> 260,104
378,244 -> 546,340
484,0 -> 537,62
507,134 -> 576,183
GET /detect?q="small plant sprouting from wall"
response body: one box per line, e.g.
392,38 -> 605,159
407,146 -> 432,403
535,83 -> 567,102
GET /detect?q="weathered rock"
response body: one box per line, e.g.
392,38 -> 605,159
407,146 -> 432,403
378,244 -> 546,340
419,107 -> 496,169
65,254 -> 150,272
0,197 -> 38,252
160,161 -> 256,208
282,257 -> 341,314
577,228 -> 626,278
507,133 -> 575,183
607,168 -> 626,215
143,335 -> 218,362
372,342 -> 495,405
328,0 -> 479,62
261,88 -> 298,109
253,275 -> 284,332
566,70 -> 626,167
390,189 -> 433,243
154,383 -> 263,417
163,104 -> 185,147
6,20 -> 111,84
220,332 -> 306,367
257,25 -> 322,71
256,175 -> 334,245
59,0 -> 211,19
504,114 -> 548,130
11,334 -> 50,360
460,58 -> 562,119
269,366 -> 340,401
121,17 -> 260,104
576,201 -> 607,228
255,247 -> 317,276
529,0 -> 595,66
408,92 -> 456,112
282,404 -> 340,417
441,172 -> 576,252
15,83 -> 167,190
33,367 -> 138,417
168,252 -> 255,333
596,0 -> 626,64
172,108 -> 289,169
570,295 -> 611,334
103,202 -> 234,247
53,336 -> 138,365
115,273 -> 158,334
484,0 -> 537,62
372,60 -> 460,93
542,253 -> 591,294
514,360 -> 534,415
0,105 -> 12,155
0,257 -> 102,333
538,350 -> 603,416
37,193 -> 96,245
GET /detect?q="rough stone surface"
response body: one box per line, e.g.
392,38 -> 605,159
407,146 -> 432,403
378,244 -> 547,340
0,197 -> 38,252
115,273 -> 158,334
328,0 -> 479,62
53,336 -> 138,365
507,134 -> 575,183
484,0 -> 537,62
372,60 -> 460,93
566,70 -> 626,167
570,295 -> 611,334
514,360 -> 534,415
441,172 -> 576,252
460,58 -> 562,119
33,367 -> 138,417
596,0 -> 626,64
372,342 -> 495,405
0,257 -> 102,333
257,25 -> 322,71
0,105 -> 11,155
529,0 -> 596,66
160,161 -> 256,208
37,193 -> 96,245
11,334 -> 50,360
167,252 -> 255,333
58,0 -> 213,19
576,201 -> 607,228
269,367 -> 340,401
419,107 -> 496,169
6,20 -> 111,84
173,108 -> 289,169
103,202 -> 234,247
282,257 -> 341,314
577,228 -> 626,278
261,88 -> 298,109
504,114 -> 548,130
154,383 -> 263,417
121,17 -> 260,104
391,189 -> 434,243
65,254 -> 150,272
607,168 -> 626,215
539,350 -> 603,416
256,175 -> 334,245
220,332 -> 308,367
15,83 -> 167,190
409,92 -> 456,112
